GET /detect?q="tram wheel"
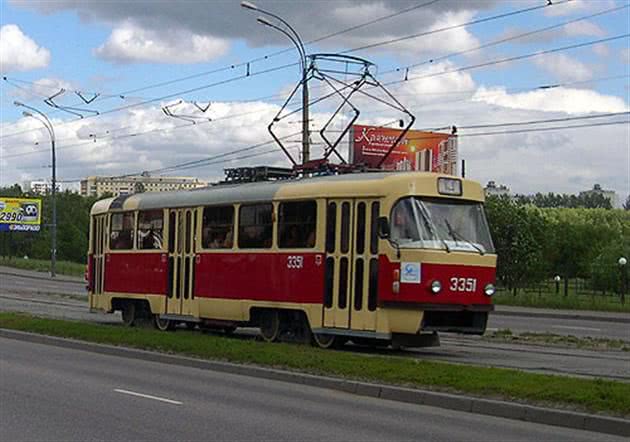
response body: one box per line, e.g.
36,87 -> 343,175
121,302 -> 137,327
154,315 -> 175,332
260,310 -> 281,343
223,326 -> 237,335
312,333 -> 337,349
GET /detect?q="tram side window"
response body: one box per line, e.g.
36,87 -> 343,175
238,204 -> 273,249
110,212 -> 135,250
202,206 -> 234,249
278,201 -> 316,248
137,210 -> 164,250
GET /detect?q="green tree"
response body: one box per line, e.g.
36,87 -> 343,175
1,186 -> 102,263
485,196 -> 548,293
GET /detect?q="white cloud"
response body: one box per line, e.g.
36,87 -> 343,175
622,48 -> 630,64
0,24 -> 50,72
14,0 -> 498,58
544,0 -> 615,17
3,85 -> 628,200
9,77 -> 74,100
342,10 -> 481,58
592,43 -> 610,57
388,61 -> 477,107
533,53 -> 594,82
563,20 -> 605,38
95,21 -> 229,64
472,86 -> 629,114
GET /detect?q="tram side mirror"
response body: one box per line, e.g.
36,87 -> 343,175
377,216 -> 390,239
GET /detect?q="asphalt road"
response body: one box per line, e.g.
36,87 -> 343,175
0,266 -> 87,296
0,337 -> 623,442
488,313 -> 630,341
1,267 -> 629,381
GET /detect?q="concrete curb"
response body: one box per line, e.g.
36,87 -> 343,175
1,328 -> 628,437
493,308 -> 630,324
0,270 -> 84,285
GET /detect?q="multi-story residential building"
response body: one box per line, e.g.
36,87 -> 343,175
484,180 -> 510,198
579,184 -> 619,208
23,180 -> 62,195
80,173 -> 207,198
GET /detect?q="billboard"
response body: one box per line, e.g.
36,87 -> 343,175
0,197 -> 42,232
349,124 -> 458,175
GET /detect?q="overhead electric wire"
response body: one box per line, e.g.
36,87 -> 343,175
134,120 -> 630,177
53,117 -> 629,182
0,61 -> 299,143
6,70 -> 628,158
385,33 -> 630,87
343,0 -> 571,54
1,0 -> 573,142
16,116 -> 629,181
456,111 -> 629,130
0,0 -> 442,133
8,71 -> 628,153
380,3 -> 630,76
137,131 -> 301,175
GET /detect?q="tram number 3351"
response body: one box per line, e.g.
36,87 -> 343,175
449,277 -> 477,292
287,255 -> 304,269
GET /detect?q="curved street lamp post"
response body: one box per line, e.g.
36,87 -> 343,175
14,101 -> 57,278
241,1 -> 310,164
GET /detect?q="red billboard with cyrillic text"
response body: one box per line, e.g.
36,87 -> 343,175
349,125 -> 458,175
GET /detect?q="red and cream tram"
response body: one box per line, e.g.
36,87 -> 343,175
88,171 -> 496,348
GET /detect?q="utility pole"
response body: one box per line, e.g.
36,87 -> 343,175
14,101 -> 57,278
241,1 -> 310,164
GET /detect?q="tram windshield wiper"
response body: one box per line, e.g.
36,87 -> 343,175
413,199 -> 450,253
444,218 -> 484,255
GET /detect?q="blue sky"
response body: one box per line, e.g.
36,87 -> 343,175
1,0 -> 629,202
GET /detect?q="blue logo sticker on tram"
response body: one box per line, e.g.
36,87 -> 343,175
401,262 -> 421,284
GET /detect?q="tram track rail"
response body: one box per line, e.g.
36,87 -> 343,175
1,289 -> 628,382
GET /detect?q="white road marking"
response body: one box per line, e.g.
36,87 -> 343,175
114,389 -> 182,405
485,328 -> 498,333
552,325 -> 601,332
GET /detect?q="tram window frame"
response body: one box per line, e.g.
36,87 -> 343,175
278,200 -> 317,249
202,205 -> 234,250
238,203 -> 273,249
326,202 -> 337,253
137,209 -> 164,250
110,211 -> 135,251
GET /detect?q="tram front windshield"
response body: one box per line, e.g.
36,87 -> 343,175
390,197 -> 494,254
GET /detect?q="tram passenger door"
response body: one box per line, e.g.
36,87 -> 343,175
349,200 -> 378,331
89,215 -> 107,308
167,208 -> 196,316
323,200 -> 353,328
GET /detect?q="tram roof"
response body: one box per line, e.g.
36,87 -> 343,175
90,171 -> 484,215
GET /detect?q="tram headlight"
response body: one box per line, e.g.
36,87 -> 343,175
484,284 -> 496,296
430,280 -> 442,294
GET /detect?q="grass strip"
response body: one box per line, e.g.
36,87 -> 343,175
494,291 -> 630,313
1,312 -> 629,417
0,257 -> 85,278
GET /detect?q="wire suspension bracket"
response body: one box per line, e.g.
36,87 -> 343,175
268,53 -> 415,175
